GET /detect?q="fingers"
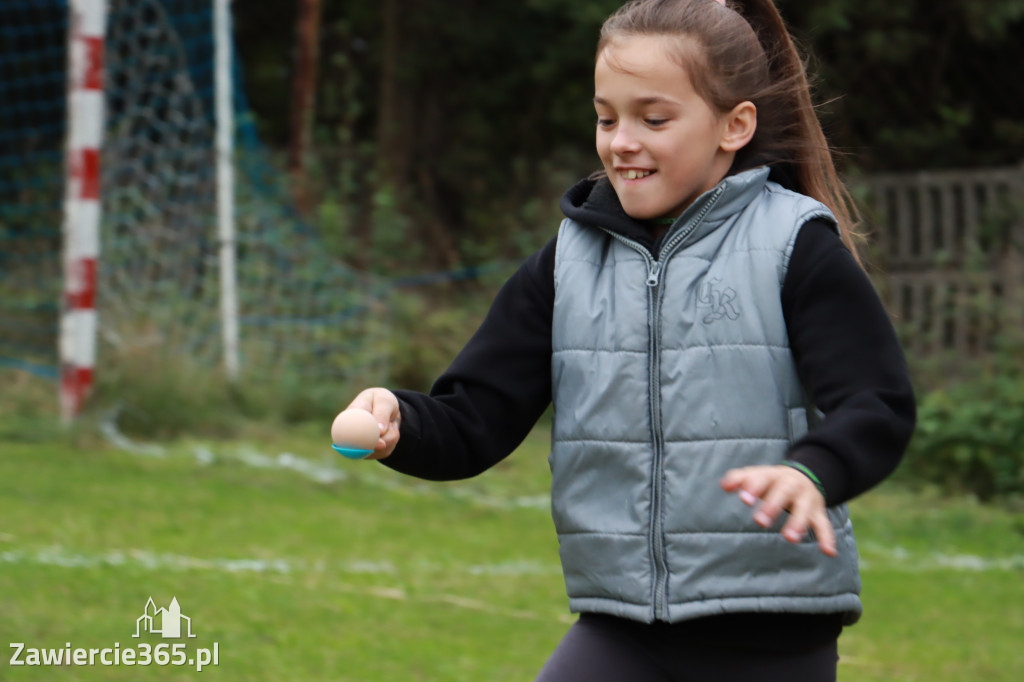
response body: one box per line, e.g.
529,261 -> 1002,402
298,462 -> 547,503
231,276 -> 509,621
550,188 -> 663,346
348,388 -> 397,422
366,413 -> 397,462
348,388 -> 398,433
778,496 -> 837,556
721,465 -> 837,557
346,388 -> 401,461
805,507 -> 838,557
753,469 -> 804,530
365,415 -> 400,460
718,468 -> 747,492
720,467 -> 773,505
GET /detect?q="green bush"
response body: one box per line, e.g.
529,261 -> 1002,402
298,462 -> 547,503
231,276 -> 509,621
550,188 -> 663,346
88,346 -> 367,439
0,369 -> 61,441
91,348 -> 245,439
900,372 -> 1024,502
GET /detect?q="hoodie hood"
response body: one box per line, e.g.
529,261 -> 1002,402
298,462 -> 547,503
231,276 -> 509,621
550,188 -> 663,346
560,175 -> 660,251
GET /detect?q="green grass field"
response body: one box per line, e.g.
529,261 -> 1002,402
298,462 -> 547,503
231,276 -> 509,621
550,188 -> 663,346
1,418 -> 1022,681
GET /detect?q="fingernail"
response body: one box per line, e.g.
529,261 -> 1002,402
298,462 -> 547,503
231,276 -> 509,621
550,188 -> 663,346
378,423 -> 386,432
754,511 -> 770,526
739,490 -> 757,506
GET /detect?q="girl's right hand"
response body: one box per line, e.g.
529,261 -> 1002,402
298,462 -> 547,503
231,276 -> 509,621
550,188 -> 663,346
346,387 -> 401,460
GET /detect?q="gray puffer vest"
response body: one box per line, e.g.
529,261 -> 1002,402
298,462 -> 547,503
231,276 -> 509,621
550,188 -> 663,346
550,167 -> 862,624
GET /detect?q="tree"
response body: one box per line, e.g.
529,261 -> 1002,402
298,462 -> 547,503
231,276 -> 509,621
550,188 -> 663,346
777,0 -> 1024,169
288,0 -> 323,213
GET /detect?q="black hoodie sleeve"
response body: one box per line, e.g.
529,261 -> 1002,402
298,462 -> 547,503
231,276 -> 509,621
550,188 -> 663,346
381,237 -> 557,480
782,220 -> 917,505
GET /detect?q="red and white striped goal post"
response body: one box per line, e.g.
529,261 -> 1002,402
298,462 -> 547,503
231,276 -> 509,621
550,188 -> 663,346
60,0 -> 106,423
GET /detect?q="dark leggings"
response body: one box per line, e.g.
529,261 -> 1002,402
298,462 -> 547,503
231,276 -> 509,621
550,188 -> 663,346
535,613 -> 839,682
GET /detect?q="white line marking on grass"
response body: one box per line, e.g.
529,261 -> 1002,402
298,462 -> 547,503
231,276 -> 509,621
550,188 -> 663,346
431,593 -> 572,624
233,447 -> 348,484
0,546 -> 570,624
441,487 -> 549,511
859,543 -> 1024,572
464,560 -> 562,576
206,443 -> 547,511
99,420 -> 550,512
193,445 -> 216,465
100,410 -> 166,457
0,546 -> 566,579
835,656 -> 884,668
329,583 -> 573,623
0,546 -> 298,573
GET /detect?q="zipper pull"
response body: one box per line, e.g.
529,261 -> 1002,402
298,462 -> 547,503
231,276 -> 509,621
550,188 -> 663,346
646,261 -> 662,287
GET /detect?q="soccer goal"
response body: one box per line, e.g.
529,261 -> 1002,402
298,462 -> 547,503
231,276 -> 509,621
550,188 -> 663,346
0,0 -> 387,421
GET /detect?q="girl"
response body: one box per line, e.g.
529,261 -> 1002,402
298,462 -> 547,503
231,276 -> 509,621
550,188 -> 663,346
343,1 -> 915,680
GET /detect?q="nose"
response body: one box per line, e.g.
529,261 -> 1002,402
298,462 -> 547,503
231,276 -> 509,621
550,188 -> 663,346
610,121 -> 641,155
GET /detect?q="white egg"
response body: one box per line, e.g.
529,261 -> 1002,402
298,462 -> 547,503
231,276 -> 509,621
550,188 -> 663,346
330,409 -> 380,451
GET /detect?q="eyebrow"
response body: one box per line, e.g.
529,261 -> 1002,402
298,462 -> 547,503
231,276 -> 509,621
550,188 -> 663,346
593,95 -> 678,106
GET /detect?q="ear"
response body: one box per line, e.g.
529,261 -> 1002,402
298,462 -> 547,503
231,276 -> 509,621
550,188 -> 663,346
719,101 -> 757,152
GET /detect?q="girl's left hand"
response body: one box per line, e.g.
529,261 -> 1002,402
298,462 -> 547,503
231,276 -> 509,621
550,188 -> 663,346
720,465 -> 838,557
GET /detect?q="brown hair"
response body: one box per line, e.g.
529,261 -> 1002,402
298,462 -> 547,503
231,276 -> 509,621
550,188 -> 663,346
598,0 -> 863,264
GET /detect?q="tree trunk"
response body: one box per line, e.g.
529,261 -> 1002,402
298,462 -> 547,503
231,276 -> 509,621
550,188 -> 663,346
288,0 -> 322,213
376,0 -> 409,187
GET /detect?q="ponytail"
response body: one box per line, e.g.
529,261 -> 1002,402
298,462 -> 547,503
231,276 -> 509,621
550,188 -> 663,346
599,0 -> 864,265
729,0 -> 864,265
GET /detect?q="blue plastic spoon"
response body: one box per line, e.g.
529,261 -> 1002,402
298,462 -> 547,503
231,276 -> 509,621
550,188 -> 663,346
331,444 -> 374,459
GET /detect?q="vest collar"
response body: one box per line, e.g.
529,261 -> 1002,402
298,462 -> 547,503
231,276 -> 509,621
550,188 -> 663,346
560,166 -> 773,255
662,166 -> 771,248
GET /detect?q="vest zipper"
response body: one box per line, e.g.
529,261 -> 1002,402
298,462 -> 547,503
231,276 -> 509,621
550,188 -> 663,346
598,185 -> 726,621
645,261 -> 662,287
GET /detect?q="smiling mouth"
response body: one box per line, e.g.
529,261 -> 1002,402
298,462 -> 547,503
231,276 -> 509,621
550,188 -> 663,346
620,169 -> 655,180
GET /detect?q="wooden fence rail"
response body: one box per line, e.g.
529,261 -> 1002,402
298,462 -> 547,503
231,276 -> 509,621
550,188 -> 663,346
860,164 -> 1024,358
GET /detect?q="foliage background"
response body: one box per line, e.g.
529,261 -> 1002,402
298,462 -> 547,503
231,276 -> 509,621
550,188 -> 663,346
233,0 -> 1024,271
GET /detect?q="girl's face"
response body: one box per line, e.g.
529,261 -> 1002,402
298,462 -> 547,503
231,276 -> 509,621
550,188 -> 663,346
594,35 -> 737,220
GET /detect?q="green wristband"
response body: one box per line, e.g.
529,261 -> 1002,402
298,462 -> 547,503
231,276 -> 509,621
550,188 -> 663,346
782,460 -> 826,498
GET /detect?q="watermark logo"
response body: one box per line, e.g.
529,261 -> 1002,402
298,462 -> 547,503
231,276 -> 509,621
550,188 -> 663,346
134,596 -> 197,638
8,594 -> 219,671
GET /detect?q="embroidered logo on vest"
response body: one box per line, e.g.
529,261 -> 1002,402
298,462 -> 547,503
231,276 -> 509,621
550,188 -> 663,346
697,278 -> 741,323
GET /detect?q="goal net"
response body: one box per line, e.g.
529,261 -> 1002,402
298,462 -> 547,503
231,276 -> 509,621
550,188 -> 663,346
0,0 -> 388,399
